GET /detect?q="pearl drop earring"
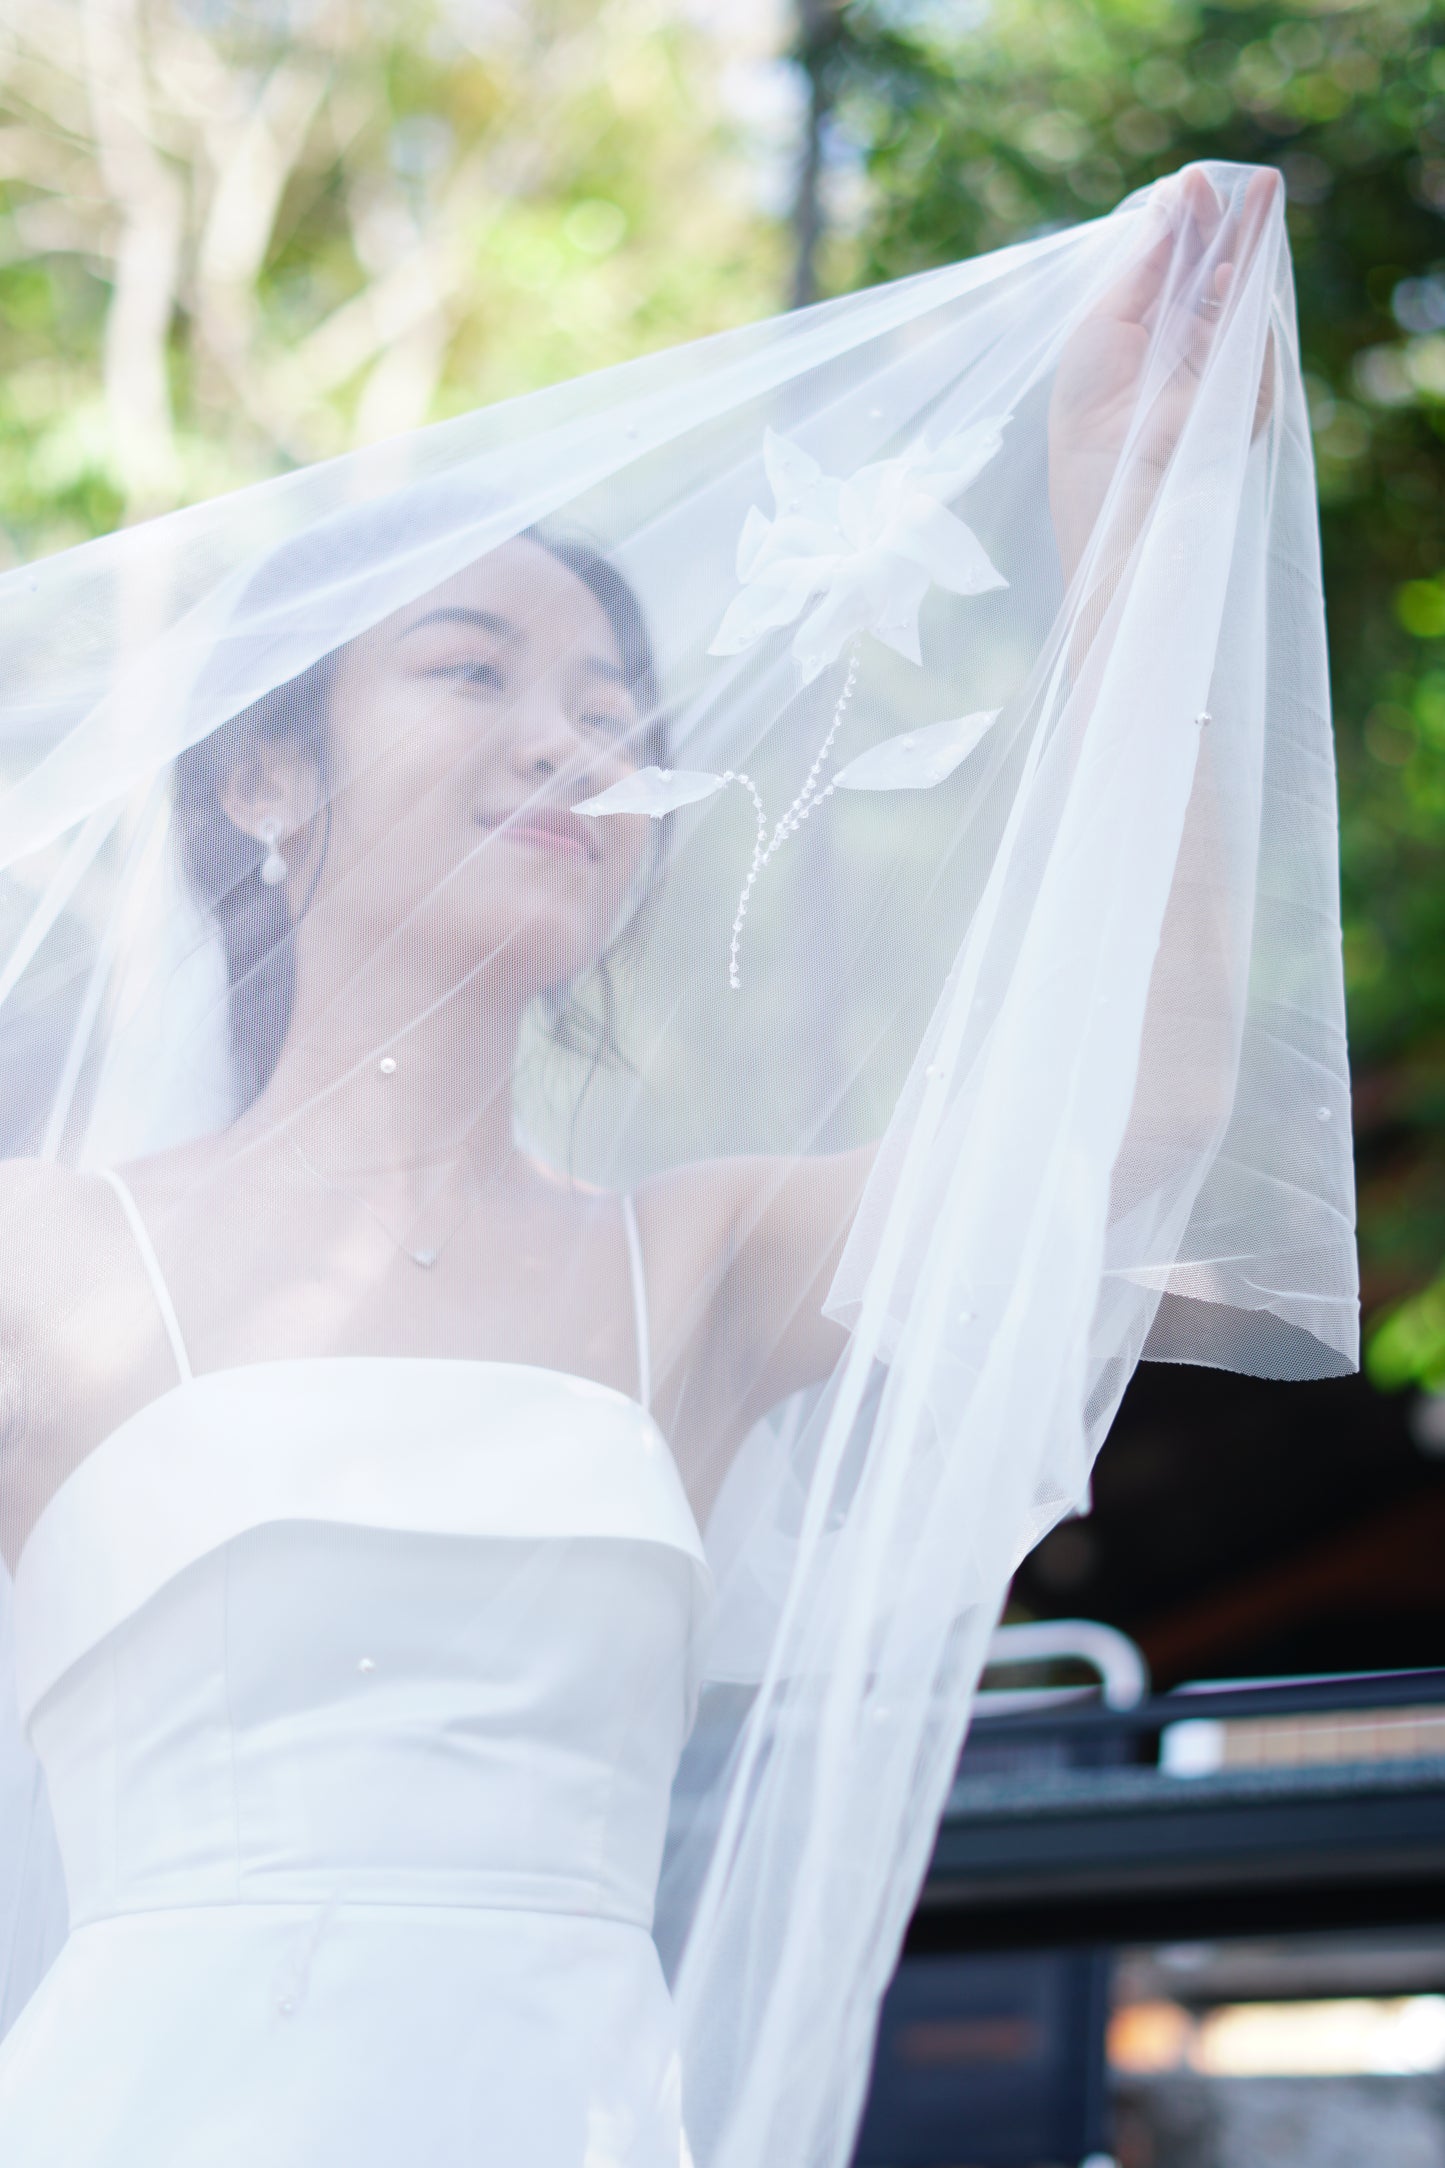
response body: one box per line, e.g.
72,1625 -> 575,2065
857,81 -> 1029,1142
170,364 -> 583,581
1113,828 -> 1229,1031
258,818 -> 288,887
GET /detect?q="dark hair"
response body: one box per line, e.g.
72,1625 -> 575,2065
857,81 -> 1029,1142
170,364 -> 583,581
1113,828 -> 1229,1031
173,524 -> 671,1113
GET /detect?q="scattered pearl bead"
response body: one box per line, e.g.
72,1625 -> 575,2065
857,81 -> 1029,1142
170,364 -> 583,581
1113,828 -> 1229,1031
378,1056 -> 396,1077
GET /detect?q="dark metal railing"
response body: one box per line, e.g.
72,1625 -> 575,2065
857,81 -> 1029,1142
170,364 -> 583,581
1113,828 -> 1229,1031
916,1664 -> 1445,1954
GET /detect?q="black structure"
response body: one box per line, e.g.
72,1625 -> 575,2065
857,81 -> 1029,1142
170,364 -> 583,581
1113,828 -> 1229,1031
854,1667 -> 1445,2168
854,1948 -> 1111,2168
1015,1366 -> 1445,1686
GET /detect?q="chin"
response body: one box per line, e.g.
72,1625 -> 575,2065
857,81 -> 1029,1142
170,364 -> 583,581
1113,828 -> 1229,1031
439,896 -> 601,994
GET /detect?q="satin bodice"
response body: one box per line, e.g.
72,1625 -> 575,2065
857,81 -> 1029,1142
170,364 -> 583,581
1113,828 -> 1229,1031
13,1361 -> 711,1935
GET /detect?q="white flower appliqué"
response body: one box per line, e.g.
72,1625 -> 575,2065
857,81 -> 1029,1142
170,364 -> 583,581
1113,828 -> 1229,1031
573,416 -> 1012,987
707,420 -> 1010,682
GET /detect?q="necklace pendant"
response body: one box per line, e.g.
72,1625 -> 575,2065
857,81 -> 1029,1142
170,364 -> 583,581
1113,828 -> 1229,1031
412,1248 -> 438,1270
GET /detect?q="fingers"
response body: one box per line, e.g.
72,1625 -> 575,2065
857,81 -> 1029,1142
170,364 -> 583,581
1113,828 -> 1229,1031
1168,164 -> 1284,312
1253,326 -> 1277,440
1177,165 -> 1224,257
1182,168 -> 1281,431
1197,167 -> 1280,369
1097,166 -> 1226,332
1093,214 -> 1177,331
1222,167 -> 1281,282
1242,165 -> 1284,230
1086,164 -> 1283,349
1201,165 -> 1280,298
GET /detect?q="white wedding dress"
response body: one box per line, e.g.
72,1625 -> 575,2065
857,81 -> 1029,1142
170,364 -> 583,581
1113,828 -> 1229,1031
0,1177 -> 710,2166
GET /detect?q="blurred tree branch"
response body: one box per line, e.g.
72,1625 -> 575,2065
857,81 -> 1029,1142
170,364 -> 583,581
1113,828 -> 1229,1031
790,0 -> 846,308
0,0 -> 788,532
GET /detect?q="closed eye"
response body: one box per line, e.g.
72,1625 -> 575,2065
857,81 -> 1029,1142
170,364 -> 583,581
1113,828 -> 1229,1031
425,661 -> 504,691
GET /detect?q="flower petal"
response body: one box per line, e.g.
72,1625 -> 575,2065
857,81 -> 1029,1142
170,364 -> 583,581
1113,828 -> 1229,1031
836,478 -> 875,552
913,416 -> 1009,498
736,505 -> 773,582
870,614 -> 926,668
708,560 -> 826,654
753,513 -> 848,571
573,767 -> 728,818
763,427 -> 822,511
789,564 -> 888,680
867,555 -> 932,666
892,500 -> 1007,597
833,709 -> 1000,791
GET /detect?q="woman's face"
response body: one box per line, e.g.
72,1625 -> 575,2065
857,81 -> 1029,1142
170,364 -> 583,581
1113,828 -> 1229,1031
296,538 -> 653,1001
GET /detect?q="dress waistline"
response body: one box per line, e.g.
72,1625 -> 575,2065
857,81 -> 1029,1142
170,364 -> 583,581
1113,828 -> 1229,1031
63,1889 -> 656,1933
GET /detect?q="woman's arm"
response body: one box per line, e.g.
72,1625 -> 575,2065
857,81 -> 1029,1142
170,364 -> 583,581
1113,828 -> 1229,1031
673,169 -> 1281,1432
706,1143 -> 876,1422
1048,164 -> 1278,602
1049,165 -> 1280,1167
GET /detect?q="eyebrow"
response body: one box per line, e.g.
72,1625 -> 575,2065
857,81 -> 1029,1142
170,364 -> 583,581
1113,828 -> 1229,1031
401,607 -> 516,641
401,605 -> 630,686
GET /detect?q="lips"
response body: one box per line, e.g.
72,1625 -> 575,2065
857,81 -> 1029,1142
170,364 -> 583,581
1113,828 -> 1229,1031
478,806 -> 599,862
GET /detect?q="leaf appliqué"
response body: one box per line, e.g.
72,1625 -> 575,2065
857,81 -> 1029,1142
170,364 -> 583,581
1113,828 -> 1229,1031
833,710 -> 1000,792
573,767 -> 728,819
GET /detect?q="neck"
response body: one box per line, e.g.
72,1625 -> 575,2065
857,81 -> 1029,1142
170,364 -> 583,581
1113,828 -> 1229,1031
242,948 -> 530,1199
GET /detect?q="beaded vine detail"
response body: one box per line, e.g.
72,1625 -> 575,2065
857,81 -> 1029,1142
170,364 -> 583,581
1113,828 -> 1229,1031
574,416 -> 1011,986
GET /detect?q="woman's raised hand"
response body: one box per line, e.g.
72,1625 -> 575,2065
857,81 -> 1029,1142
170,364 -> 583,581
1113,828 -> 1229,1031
1047,164 -> 1281,592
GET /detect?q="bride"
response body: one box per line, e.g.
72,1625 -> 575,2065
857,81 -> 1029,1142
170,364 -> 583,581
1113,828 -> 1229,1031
0,164 -> 1351,2166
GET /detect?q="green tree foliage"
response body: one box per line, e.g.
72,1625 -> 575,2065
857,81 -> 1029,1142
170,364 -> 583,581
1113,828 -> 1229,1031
0,0 -> 785,548
812,0 -> 1445,1377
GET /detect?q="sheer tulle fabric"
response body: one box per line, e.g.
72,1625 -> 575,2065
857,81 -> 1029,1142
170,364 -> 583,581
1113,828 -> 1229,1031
0,162 -> 1353,2168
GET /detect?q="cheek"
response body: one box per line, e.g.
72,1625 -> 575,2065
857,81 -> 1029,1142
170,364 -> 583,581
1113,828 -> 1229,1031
331,711 -> 471,861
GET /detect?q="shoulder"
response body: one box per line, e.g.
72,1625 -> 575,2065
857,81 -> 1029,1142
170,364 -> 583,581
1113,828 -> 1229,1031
0,1158 -> 115,1300
0,1156 -> 193,1394
0,1161 -> 117,1482
0,1161 -> 130,1392
0,1155 -> 80,1213
640,1146 -> 873,1262
630,1153 -> 820,1342
0,1160 -> 185,1557
634,1156 -> 759,1269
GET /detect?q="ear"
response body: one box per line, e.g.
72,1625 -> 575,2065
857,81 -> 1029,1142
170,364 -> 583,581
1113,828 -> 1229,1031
217,748 -> 322,851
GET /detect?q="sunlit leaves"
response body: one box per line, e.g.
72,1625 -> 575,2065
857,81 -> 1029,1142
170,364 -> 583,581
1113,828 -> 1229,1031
1398,578 -> 1445,638
832,0 -> 1445,1348
0,0 -> 787,557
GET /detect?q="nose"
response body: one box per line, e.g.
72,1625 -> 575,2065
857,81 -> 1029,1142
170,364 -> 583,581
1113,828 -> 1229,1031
510,691 -> 583,784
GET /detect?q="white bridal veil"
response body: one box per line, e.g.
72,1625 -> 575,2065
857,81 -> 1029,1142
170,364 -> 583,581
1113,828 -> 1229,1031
0,161 -> 1354,2167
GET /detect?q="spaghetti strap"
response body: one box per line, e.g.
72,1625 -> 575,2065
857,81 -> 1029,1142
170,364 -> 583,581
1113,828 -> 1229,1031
620,1192 -> 652,1416
99,1169 -> 194,1385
